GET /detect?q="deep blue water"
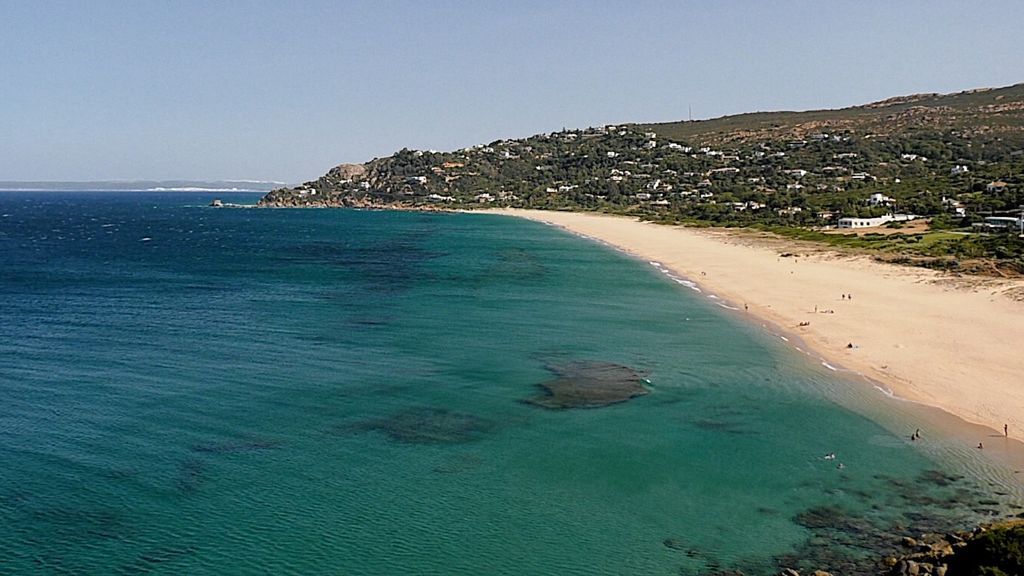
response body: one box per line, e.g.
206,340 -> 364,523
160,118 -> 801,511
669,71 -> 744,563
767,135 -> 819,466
0,192 -> 1018,575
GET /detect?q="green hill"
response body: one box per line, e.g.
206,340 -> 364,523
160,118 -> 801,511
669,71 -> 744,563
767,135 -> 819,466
259,82 -> 1024,273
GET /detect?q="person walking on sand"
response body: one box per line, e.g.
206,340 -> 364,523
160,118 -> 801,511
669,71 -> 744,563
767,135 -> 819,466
1005,424 -> 1009,437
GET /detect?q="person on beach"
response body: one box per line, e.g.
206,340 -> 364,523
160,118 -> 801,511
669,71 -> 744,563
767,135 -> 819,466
1005,424 -> 1009,437
915,428 -> 921,440
842,294 -> 846,300
978,442 -> 984,449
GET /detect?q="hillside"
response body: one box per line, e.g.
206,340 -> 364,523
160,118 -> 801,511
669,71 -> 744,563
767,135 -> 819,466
640,83 -> 1024,144
258,83 -> 1024,272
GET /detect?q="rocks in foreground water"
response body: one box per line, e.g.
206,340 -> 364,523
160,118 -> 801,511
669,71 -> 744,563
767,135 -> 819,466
881,520 -> 1024,576
526,361 -> 649,409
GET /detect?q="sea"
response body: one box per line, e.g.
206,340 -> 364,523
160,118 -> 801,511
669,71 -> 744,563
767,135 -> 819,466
0,191 -> 1021,575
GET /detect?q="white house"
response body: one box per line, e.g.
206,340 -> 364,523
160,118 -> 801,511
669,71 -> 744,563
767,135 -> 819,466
426,193 -> 455,202
942,196 -> 966,217
837,214 -> 918,229
951,165 -> 970,175
867,193 -> 895,206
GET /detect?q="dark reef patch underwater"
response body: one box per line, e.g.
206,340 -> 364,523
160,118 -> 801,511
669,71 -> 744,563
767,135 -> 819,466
525,360 -> 649,409
0,193 -> 1021,575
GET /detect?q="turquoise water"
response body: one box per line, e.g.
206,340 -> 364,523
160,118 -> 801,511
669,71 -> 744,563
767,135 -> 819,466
0,192 -> 1018,575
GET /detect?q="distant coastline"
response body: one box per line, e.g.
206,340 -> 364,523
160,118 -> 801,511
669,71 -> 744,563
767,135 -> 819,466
0,180 -> 284,193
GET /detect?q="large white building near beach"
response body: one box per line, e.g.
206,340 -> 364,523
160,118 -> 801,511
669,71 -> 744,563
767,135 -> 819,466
837,213 -> 919,229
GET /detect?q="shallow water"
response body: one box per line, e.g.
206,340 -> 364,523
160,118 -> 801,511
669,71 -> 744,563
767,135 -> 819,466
0,192 -> 1019,575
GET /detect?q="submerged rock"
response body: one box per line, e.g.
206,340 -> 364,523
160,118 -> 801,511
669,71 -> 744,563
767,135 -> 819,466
362,407 -> 493,444
526,361 -> 649,409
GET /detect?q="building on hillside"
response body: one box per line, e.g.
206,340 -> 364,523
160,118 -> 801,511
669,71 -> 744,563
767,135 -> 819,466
867,193 -> 895,206
977,216 -> 1023,231
987,181 -> 1008,193
709,167 -> 740,175
942,196 -> 966,217
950,165 -> 970,175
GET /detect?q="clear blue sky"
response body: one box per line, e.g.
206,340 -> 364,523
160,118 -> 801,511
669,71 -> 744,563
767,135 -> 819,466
2,0 -> 1022,183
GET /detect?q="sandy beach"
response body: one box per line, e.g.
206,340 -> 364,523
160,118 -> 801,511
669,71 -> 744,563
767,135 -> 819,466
485,209 -> 1024,445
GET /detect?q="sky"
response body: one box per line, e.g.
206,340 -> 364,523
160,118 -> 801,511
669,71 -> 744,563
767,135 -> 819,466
1,1 -> 1023,183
